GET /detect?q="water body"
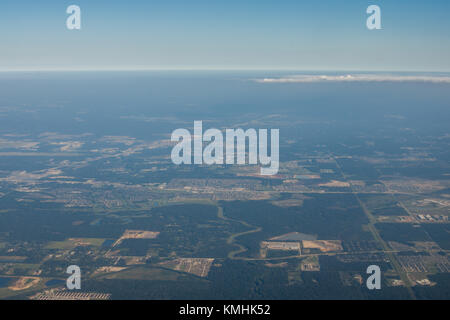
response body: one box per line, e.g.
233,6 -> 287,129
0,277 -> 11,288
45,279 -> 65,287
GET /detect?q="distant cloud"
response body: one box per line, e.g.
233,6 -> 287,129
254,74 -> 450,84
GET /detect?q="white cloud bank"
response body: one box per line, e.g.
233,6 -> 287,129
254,74 -> 450,84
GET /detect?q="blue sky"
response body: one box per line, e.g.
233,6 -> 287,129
1,0 -> 450,71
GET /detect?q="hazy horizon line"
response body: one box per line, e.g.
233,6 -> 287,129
255,74 -> 450,84
1,67 -> 450,74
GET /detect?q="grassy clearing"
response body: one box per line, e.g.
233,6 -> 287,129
45,238 -> 105,249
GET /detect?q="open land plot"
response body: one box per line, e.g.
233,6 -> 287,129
381,179 -> 449,194
318,180 -> 350,188
103,266 -> 182,281
45,238 -> 105,250
358,194 -> 407,216
92,266 -> 127,276
8,276 -> 41,291
339,272 -> 364,287
421,224 -> 450,250
377,216 -> 416,223
159,258 -> 215,277
113,230 -> 160,247
269,232 -> 317,241
0,256 -> 27,262
0,263 -> 41,276
271,199 -> 305,208
376,223 -> 431,242
400,195 -> 450,216
261,241 -> 301,251
302,240 -> 343,253
388,241 -> 441,252
260,241 -> 302,258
